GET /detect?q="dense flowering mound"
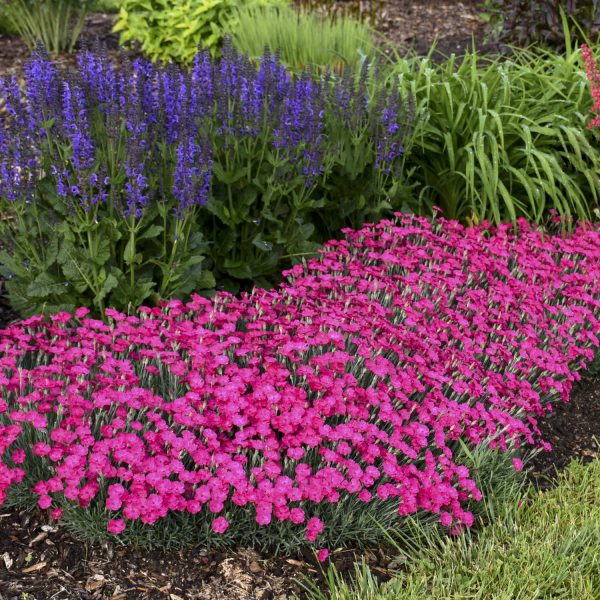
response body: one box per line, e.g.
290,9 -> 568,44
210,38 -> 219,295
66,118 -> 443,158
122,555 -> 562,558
1,215 -> 599,547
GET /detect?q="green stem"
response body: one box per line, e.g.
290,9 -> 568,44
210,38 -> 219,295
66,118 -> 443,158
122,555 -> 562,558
160,216 -> 186,297
129,214 -> 136,291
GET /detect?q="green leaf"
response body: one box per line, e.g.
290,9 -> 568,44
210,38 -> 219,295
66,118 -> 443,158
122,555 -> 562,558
94,273 -> 120,306
212,162 -> 248,185
252,234 -> 274,252
139,224 -> 164,240
26,272 -> 66,299
91,236 -> 112,267
223,259 -> 253,280
123,238 -> 143,266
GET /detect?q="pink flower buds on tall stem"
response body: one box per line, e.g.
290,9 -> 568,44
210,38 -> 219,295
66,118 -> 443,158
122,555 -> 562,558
581,44 -> 600,128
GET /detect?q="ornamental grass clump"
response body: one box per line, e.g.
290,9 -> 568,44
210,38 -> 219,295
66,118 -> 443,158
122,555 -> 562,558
1,215 -> 599,553
0,45 -> 413,316
228,4 -> 376,74
390,47 -> 600,224
1,0 -> 89,56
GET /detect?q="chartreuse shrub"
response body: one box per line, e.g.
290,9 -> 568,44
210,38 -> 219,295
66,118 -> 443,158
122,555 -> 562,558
480,0 -> 600,49
305,458 -> 600,600
113,0 -> 289,63
1,0 -> 89,55
0,46 -> 413,316
0,3 -> 16,34
1,214 -> 599,554
391,46 -> 600,224
228,4 -> 375,73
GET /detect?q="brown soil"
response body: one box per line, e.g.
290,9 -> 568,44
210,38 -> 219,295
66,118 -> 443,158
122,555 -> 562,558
528,371 -> 600,490
377,0 -> 499,57
0,13 -> 121,77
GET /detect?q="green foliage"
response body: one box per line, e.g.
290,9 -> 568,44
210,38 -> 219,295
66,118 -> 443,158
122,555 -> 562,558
388,46 -> 600,225
303,458 -> 600,600
92,0 -> 120,11
0,192 -> 214,317
113,0 -> 289,64
229,4 -> 375,74
0,3 -> 18,34
2,0 -> 89,55
480,0 -> 600,49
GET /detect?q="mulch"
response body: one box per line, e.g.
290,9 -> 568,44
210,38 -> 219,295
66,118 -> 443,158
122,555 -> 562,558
0,1 -> 598,598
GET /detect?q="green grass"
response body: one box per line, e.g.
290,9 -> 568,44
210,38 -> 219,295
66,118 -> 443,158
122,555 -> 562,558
303,457 -> 600,600
229,4 -> 376,73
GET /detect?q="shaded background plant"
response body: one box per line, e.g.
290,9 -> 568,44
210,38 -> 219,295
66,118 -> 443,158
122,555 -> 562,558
113,0 -> 289,64
297,0 -> 383,26
480,0 -> 600,49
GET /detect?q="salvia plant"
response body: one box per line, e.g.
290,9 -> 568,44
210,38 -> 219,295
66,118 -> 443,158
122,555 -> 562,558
0,214 -> 599,554
0,44 -> 414,316
1,0 -> 89,55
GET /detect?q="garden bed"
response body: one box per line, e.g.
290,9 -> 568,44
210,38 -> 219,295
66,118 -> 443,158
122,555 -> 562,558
1,214 -> 599,599
0,1 -> 599,599
0,0 -> 491,78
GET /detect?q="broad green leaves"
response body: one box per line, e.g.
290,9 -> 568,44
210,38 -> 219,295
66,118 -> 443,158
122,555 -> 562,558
0,193 -> 213,317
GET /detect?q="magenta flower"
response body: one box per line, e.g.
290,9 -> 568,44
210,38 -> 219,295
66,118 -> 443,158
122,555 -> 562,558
211,516 -> 229,534
317,548 -> 329,562
581,45 -> 600,129
440,512 -> 453,527
11,449 -> 25,464
306,517 -> 325,542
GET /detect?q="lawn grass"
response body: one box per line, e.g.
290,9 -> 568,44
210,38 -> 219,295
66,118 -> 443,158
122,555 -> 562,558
305,457 -> 600,600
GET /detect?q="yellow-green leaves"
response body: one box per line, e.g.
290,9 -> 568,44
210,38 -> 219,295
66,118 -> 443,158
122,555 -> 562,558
114,0 -> 289,64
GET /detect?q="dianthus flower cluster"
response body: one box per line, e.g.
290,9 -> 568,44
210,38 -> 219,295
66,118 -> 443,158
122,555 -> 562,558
0,215 -> 599,544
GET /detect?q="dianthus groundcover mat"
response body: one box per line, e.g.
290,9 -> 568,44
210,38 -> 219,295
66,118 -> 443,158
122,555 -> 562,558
0,214 -> 599,549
